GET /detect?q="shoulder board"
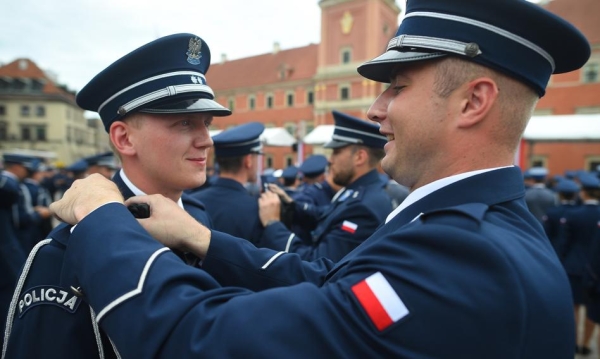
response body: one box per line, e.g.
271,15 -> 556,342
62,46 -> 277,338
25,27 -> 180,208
420,203 -> 489,226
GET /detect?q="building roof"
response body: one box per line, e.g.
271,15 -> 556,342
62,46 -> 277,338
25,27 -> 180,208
207,44 -> 319,91
523,114 -> 600,140
0,58 -> 76,103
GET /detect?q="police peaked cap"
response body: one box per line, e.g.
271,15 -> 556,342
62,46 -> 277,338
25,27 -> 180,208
77,33 -> 231,132
300,155 -> 328,178
554,179 -> 579,194
357,0 -> 590,96
212,122 -> 265,158
324,111 -> 387,149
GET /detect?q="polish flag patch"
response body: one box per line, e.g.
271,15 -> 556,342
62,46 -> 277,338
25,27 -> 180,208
351,272 -> 408,331
341,220 -> 358,234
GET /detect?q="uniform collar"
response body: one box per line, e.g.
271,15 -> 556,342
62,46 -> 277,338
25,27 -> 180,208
386,166 -> 514,223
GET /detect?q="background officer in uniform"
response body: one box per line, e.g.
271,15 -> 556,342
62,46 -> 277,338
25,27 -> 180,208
191,122 -> 265,245
0,157 -> 26,351
524,166 -> 557,222
48,0 -> 590,357
260,110 -> 392,261
556,174 -> 600,356
542,178 -> 580,254
2,33 -> 230,359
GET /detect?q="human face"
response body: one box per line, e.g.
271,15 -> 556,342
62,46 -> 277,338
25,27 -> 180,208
367,61 -> 452,190
328,145 -> 357,187
128,113 -> 213,195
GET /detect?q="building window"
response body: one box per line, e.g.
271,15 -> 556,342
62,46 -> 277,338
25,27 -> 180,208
265,155 -> 274,169
341,48 -> 352,64
307,91 -> 314,105
21,126 -> 31,140
285,156 -> 294,167
266,94 -> 274,109
228,97 -> 235,112
286,92 -> 294,107
36,105 -> 45,117
0,121 -> 7,140
21,105 -> 30,117
0,105 -> 5,116
248,96 -> 255,110
66,126 -> 72,142
583,62 -> 599,83
529,156 -> 547,169
284,122 -> 295,135
340,86 -> 350,100
36,126 -> 46,141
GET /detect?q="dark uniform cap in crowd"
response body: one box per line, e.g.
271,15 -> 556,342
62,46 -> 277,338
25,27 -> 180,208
76,33 -> 231,132
324,111 -> 387,149
85,152 -> 119,170
357,0 -> 590,97
554,179 -> 580,194
299,155 -> 328,178
579,173 -> 600,190
66,159 -> 89,174
281,166 -> 299,180
2,154 -> 39,168
212,122 -> 265,158
526,167 -> 548,180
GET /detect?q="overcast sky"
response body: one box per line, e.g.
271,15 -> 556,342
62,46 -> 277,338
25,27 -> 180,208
2,0 -> 545,93
1,0 -> 327,92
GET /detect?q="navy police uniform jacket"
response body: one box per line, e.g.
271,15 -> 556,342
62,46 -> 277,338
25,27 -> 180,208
289,180 -> 336,242
0,172 -> 26,352
52,167 -> 574,358
191,177 -> 263,245
2,172 -> 212,358
542,201 -> 578,255
261,169 -> 392,262
556,200 -> 600,277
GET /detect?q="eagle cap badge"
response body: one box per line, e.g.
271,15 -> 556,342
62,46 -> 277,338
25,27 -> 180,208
186,37 -> 202,65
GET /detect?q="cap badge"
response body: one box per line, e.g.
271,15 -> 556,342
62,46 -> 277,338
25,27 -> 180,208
186,37 -> 203,65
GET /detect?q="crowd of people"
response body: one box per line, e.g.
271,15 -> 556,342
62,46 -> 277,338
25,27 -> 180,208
0,0 -> 595,357
523,166 -> 600,356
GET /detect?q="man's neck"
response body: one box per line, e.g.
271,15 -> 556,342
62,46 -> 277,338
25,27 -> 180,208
119,169 -> 182,202
218,171 -> 247,185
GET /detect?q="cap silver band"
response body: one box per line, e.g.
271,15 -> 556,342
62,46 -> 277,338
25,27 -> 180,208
117,84 -> 214,116
336,125 -> 387,141
387,34 -> 482,58
98,71 -> 208,113
403,11 -> 555,71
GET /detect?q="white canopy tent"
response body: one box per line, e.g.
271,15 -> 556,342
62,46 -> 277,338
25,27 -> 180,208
303,125 -> 334,145
523,114 -> 600,140
209,127 -> 297,147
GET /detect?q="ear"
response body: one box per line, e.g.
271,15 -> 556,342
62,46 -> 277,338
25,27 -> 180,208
243,154 -> 253,169
457,77 -> 499,129
353,147 -> 369,166
109,121 -> 136,157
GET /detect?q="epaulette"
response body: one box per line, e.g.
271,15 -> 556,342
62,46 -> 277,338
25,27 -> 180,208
419,203 -> 489,229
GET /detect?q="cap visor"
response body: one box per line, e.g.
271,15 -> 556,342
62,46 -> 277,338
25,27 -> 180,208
357,50 -> 447,83
140,98 -> 232,116
323,140 -> 351,149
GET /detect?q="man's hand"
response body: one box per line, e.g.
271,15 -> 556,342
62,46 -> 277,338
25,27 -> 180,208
49,174 -> 124,224
258,191 -> 282,226
266,183 -> 293,203
125,195 -> 211,258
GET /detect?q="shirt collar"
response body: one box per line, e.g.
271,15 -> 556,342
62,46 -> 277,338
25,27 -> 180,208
119,169 -> 184,209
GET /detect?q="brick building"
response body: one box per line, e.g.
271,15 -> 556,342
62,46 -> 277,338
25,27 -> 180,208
208,0 -> 600,174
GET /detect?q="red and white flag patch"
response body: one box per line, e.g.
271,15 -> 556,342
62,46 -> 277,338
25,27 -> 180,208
341,220 -> 358,234
351,272 -> 408,331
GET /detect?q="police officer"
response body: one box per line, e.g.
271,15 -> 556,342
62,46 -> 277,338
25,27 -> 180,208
191,122 -> 265,244
260,110 -> 392,261
296,154 -> 337,206
542,179 -> 579,254
0,157 -> 26,351
556,174 -> 600,356
48,0 -> 590,357
524,166 -> 557,222
2,33 -> 230,358
84,151 -> 120,179
21,160 -> 53,251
